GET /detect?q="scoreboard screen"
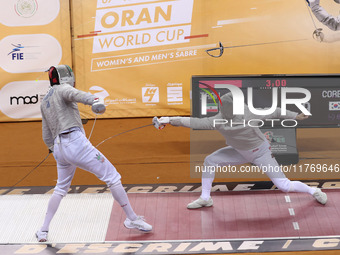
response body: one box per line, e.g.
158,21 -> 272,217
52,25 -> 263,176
191,75 -> 340,128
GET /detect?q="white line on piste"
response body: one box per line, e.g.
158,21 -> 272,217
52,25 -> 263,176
293,222 -> 300,230
285,195 -> 291,203
288,208 -> 295,216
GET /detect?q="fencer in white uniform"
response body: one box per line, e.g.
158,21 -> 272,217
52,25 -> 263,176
308,0 -> 340,31
36,65 -> 152,242
154,93 -> 327,209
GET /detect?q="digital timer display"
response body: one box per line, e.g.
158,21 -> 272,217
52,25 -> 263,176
266,79 -> 286,87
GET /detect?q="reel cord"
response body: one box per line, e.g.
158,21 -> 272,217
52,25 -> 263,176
10,114 -> 99,189
87,114 -> 97,141
95,124 -> 153,148
10,121 -> 152,189
10,117 -> 339,189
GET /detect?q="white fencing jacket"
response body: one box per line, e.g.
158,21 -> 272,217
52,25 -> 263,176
40,84 -> 96,150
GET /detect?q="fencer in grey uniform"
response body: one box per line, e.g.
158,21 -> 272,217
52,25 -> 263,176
308,0 -> 340,31
154,93 -> 327,209
36,65 -> 152,242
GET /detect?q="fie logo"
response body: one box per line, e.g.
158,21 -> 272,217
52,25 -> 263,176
8,44 -> 24,60
142,87 -> 159,103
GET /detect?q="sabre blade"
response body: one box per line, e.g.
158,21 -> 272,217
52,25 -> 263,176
206,38 -> 308,58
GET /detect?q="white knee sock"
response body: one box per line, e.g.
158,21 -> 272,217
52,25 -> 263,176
109,181 -> 137,221
290,181 -> 316,195
201,178 -> 214,200
40,193 -> 63,232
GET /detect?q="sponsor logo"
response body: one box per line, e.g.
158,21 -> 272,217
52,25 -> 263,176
7,42 -> 40,62
89,86 -> 110,104
89,85 -> 136,106
8,44 -> 25,60
0,0 -> 60,27
167,83 -> 183,105
0,34 -> 62,73
10,94 -> 39,105
329,101 -> 340,111
15,0 -> 38,18
0,81 -> 49,119
142,86 -> 159,103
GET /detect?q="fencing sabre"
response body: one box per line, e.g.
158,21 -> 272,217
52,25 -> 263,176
206,38 -> 308,58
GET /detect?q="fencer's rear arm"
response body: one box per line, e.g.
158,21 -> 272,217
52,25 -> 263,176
41,109 -> 54,150
312,5 -> 340,31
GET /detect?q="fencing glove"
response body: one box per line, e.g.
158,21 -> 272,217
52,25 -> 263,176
92,98 -> 106,115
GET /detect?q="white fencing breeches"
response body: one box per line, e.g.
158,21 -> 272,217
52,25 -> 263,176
52,129 -> 121,196
201,141 -> 315,199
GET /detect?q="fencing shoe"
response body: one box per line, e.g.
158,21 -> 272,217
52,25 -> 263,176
124,216 -> 152,232
187,197 -> 213,209
313,188 -> 327,205
35,230 -> 48,242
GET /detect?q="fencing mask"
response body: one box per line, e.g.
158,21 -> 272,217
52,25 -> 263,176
48,65 -> 75,87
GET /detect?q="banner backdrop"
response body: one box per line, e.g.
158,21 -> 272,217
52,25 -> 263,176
73,0 -> 340,119
1,0 -> 340,121
0,0 -> 72,122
